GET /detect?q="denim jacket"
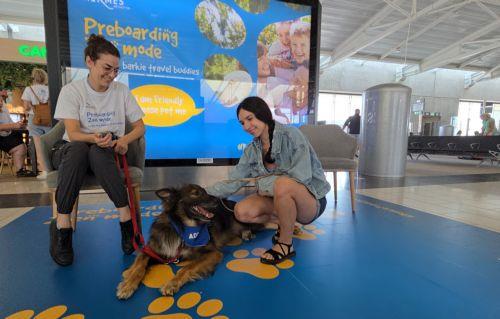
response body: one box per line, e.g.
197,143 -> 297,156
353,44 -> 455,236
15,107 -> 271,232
206,123 -> 331,199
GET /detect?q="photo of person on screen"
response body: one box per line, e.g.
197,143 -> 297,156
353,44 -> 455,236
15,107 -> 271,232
257,42 -> 291,124
256,18 -> 311,124
268,21 -> 292,70
289,20 -> 310,69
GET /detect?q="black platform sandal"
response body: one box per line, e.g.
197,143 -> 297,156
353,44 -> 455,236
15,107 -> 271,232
272,225 -> 303,245
260,241 -> 296,265
272,228 -> 280,245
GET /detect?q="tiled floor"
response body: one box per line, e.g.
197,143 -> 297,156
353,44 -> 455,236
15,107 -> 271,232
357,181 -> 500,233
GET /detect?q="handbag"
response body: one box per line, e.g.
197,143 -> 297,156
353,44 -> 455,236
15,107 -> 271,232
50,140 -> 68,170
29,86 -> 52,126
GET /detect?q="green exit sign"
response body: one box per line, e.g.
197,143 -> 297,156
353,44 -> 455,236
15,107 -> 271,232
18,44 -> 46,58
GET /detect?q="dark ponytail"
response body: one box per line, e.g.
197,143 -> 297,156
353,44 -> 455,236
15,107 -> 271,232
237,96 -> 276,164
84,34 -> 120,62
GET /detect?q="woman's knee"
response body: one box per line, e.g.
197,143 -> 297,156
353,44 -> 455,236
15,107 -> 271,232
88,144 -> 114,161
273,176 -> 297,199
234,202 -> 258,223
61,142 -> 89,165
10,143 -> 27,156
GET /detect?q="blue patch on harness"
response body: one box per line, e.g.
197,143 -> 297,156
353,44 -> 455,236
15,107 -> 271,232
170,219 -> 211,247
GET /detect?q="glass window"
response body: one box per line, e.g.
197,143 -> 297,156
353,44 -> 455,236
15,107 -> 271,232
457,100 -> 482,136
317,92 -> 362,128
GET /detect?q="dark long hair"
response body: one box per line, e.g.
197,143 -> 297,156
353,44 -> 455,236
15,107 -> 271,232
84,34 -> 120,62
237,96 -> 276,164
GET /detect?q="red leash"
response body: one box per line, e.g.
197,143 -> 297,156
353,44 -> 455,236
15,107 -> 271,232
116,153 -> 180,264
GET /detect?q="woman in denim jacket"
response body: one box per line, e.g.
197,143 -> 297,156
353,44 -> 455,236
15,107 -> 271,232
207,96 -> 330,264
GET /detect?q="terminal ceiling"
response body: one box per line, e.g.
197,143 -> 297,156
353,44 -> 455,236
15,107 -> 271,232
2,0 -> 500,84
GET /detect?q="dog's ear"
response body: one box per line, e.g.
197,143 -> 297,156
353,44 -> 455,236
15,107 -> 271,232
155,188 -> 179,210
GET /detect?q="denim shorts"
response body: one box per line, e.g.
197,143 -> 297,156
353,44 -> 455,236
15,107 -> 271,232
302,197 -> 327,225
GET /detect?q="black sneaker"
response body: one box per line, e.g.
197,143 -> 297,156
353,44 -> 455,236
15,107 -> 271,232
49,219 -> 74,266
16,168 -> 37,177
120,219 -> 135,255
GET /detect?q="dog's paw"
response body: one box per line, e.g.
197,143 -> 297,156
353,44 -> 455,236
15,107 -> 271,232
241,229 -> 255,241
116,280 -> 137,300
160,279 -> 181,296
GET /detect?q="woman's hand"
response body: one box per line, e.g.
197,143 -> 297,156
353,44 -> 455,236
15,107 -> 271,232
94,132 -> 114,148
12,121 -> 25,129
114,137 -> 128,155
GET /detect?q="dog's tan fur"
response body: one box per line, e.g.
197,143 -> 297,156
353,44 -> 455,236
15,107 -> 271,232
117,184 -> 253,299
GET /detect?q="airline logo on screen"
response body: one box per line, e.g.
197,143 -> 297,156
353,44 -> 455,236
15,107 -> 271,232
86,0 -> 129,10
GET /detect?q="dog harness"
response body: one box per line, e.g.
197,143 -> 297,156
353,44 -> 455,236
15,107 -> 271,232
170,219 -> 211,247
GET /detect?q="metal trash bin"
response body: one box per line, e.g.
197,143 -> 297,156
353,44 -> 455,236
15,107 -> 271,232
359,83 -> 412,177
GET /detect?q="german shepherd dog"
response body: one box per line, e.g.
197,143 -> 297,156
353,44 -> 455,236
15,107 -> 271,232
116,184 -> 254,299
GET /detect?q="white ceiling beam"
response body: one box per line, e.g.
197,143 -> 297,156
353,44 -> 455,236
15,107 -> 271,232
322,0 -> 454,70
419,20 -> 500,72
427,0 -> 476,15
479,0 -> 500,6
380,9 -> 458,59
368,20 -> 405,32
458,48 -> 498,67
0,14 -> 43,25
465,63 -> 500,88
324,1 -> 402,59
382,0 -> 410,17
463,38 -> 500,46
475,0 -> 499,19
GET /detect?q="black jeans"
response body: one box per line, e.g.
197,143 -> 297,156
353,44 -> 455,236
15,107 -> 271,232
55,141 -> 128,214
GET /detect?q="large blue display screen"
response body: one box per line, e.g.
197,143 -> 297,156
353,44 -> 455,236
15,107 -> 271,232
67,0 -> 314,161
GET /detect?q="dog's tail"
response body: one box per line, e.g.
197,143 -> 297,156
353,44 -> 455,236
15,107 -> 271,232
116,253 -> 150,300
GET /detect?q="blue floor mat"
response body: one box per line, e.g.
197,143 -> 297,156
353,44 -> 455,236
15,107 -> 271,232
1,193 -> 499,319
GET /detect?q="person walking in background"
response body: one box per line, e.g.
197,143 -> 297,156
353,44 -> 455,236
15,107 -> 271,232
480,113 -> 498,136
343,109 -> 361,137
22,68 -> 51,179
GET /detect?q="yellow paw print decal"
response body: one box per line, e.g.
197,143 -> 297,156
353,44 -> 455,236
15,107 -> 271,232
142,292 -> 228,319
226,248 -> 294,279
5,305 -> 84,319
293,224 -> 325,241
141,264 -> 176,289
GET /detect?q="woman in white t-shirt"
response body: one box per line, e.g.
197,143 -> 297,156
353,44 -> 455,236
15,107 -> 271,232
49,34 -> 145,267
22,68 -> 51,179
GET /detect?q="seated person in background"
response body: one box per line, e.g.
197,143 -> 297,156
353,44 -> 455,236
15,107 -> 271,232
50,34 -> 145,267
207,96 -> 330,265
480,113 -> 498,136
0,97 -> 36,177
22,68 -> 51,180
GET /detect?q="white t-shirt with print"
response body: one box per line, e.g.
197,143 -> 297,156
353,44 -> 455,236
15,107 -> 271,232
54,78 -> 144,141
21,84 -> 49,115
0,106 -> 14,137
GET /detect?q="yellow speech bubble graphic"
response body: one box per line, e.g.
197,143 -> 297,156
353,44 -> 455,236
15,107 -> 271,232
131,84 -> 203,127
